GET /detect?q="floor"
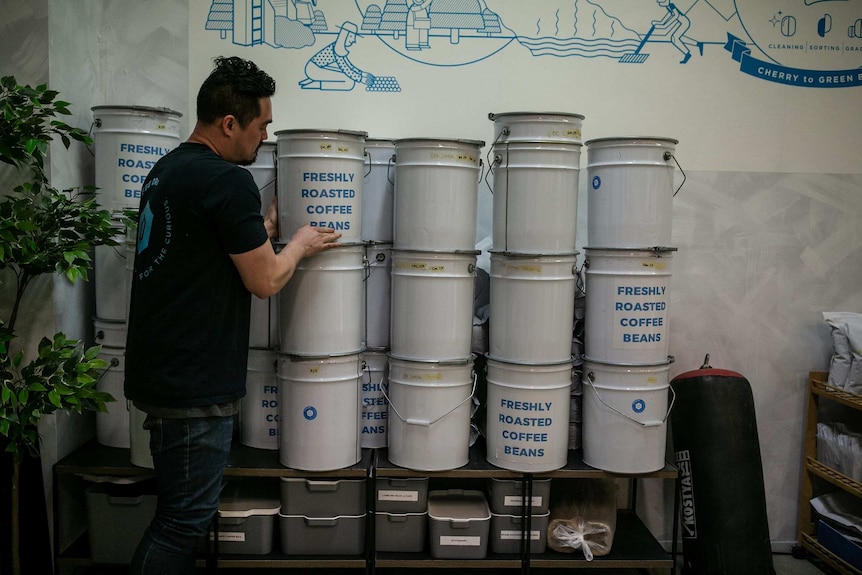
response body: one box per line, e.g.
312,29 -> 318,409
69,553 -> 838,575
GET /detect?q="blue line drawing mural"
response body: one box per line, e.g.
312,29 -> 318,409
299,21 -> 400,91
202,0 -> 861,89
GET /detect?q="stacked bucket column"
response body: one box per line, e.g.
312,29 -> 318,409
387,138 -> 484,472
484,112 -> 584,473
582,136 -> 680,474
90,105 -> 181,465
274,129 -> 367,471
239,142 -> 280,451
360,139 -> 396,449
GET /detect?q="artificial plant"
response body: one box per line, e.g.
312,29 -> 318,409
0,75 -> 117,575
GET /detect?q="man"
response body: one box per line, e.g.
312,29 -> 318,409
125,56 -> 341,574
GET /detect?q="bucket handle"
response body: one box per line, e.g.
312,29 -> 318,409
363,149 -> 373,178
664,151 -> 686,197
361,359 -> 387,389
584,372 -> 676,427
382,372 -> 477,427
484,127 -> 509,193
386,154 -> 396,186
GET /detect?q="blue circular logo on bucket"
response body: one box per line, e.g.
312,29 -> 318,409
303,406 -> 317,420
631,399 -> 646,413
592,176 -> 601,190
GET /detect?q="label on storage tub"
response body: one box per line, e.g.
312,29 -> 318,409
501,530 -> 540,541
503,495 -> 543,507
209,532 -> 246,542
378,490 -> 419,502
440,535 -> 482,546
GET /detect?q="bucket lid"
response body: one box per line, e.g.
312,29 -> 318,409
393,137 -> 486,147
274,128 -> 368,138
488,111 -> 585,121
91,104 -> 182,117
585,136 -> 679,146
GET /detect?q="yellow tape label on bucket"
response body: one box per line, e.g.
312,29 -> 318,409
548,128 -> 581,139
308,367 -> 321,374
404,373 -> 443,381
641,262 -> 668,271
337,145 -> 350,153
319,143 -> 333,151
430,151 -> 477,164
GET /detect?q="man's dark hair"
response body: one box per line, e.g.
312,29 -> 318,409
196,56 -> 276,128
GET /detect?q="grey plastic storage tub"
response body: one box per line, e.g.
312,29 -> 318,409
489,511 -> 550,554
85,479 -> 157,564
427,489 -> 491,559
487,477 -> 552,514
210,479 -> 280,555
279,477 -> 366,516
375,511 -> 428,552
278,513 -> 366,555
375,477 -> 429,513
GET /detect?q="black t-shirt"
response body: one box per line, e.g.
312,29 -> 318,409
124,143 -> 269,408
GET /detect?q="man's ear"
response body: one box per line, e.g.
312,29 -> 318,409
221,115 -> 236,135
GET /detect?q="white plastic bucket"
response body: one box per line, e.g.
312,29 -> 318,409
244,141 -> 277,209
583,247 -> 675,364
390,250 -> 477,361
249,296 -> 279,350
484,357 -> 573,472
124,226 -> 136,323
129,403 -> 153,468
95,221 -> 130,321
245,141 -> 280,349
95,347 -> 129,449
362,139 -> 395,242
586,137 -> 679,248
278,244 -> 365,356
241,348 -> 279,450
364,242 -> 392,350
488,252 -> 577,364
392,138 -> 484,251
93,318 -> 127,349
277,353 -> 362,471
91,105 -> 181,213
490,141 -> 581,254
360,350 -> 389,449
276,129 -> 366,244
386,356 -> 476,471
489,112 -> 585,144
582,359 -> 674,474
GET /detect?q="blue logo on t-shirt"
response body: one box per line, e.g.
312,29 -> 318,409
138,203 -> 153,253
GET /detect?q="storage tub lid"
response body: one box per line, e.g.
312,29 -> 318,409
428,490 -> 491,521
488,111 -> 585,121
219,504 -> 280,518
277,512 -> 367,520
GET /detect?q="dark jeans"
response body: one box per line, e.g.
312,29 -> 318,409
129,415 -> 233,575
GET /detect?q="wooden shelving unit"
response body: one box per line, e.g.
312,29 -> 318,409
54,440 -> 678,573
795,371 -> 862,575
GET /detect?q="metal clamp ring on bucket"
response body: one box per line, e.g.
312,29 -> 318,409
584,372 -> 676,428
382,372 -> 477,427
664,151 -> 687,197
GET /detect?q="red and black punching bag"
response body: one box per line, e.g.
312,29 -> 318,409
669,355 -> 775,575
